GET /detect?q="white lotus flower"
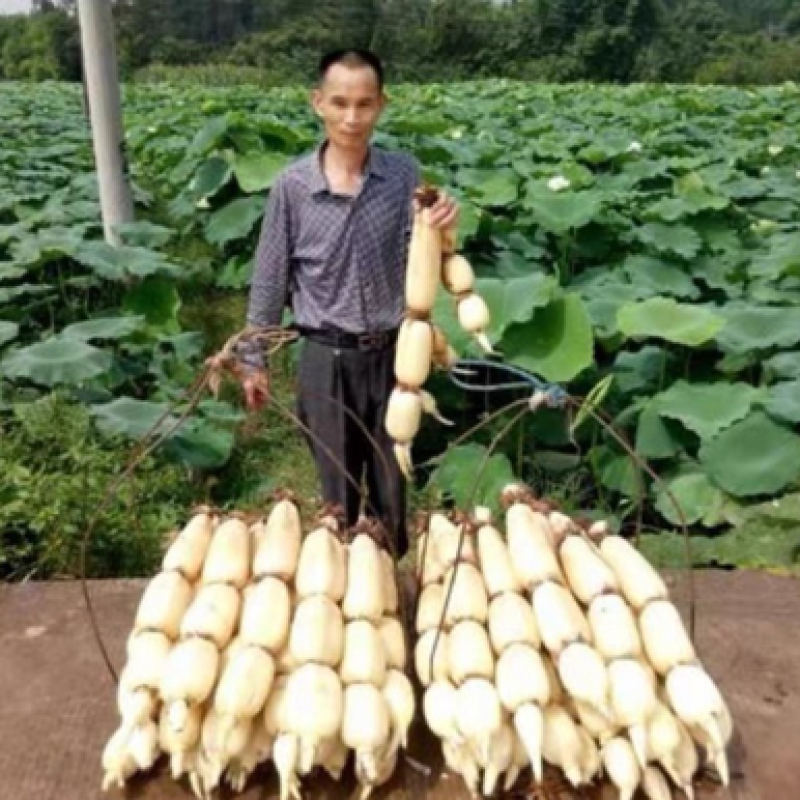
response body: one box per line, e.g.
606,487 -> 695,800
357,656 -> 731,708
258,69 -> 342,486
795,170 -> 800,180
627,141 -> 643,153
761,166 -> 771,175
451,129 -> 463,140
196,197 -> 211,209
147,126 -> 157,133
768,144 -> 783,156
547,175 -> 571,192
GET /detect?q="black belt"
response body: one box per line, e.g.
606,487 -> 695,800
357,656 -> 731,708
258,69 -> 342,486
298,326 -> 399,352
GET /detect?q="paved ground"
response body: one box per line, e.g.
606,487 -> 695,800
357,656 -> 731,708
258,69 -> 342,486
0,570 -> 797,800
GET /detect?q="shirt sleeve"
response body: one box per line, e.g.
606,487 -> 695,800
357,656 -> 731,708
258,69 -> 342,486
238,175 -> 292,372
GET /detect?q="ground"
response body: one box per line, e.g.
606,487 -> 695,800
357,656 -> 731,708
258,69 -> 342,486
0,570 -> 797,800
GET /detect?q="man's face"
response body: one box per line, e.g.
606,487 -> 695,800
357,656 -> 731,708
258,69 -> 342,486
312,64 -> 386,152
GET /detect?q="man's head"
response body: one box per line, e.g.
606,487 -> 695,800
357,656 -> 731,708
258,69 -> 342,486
312,49 -> 386,153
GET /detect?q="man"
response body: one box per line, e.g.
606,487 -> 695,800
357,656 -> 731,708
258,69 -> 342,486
238,49 -> 459,556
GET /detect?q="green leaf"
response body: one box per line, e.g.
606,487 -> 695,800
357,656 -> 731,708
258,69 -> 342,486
189,116 -> 228,154
634,223 -> 703,259
654,381 -> 762,440
534,451 -> 582,473
75,242 -> 182,282
10,229 -> 83,266
676,172 -> 729,212
0,283 -> 56,303
623,256 -> 699,299
525,191 -> 602,235
205,196 -> 265,246
215,256 -> 254,290
764,351 -> 800,380
617,298 -> 725,346
0,321 -> 19,347
456,200 -> 481,244
581,283 -> 645,338
765,380 -> 800,424
233,152 -> 290,193
192,156 -> 233,199
165,419 -> 235,469
650,184 -> 728,220
592,445 -> 639,498
648,197 -> 695,222
0,262 -> 27,282
91,397 -> 236,469
613,347 -> 672,394
114,220 -> 175,249
749,234 -> 800,280
578,134 -> 632,164
91,397 -> 174,439
636,403 -> 684,459
197,398 -> 247,424
502,294 -> 594,383
694,216 -> 741,254
2,338 -> 112,386
157,332 -> 204,361
748,283 -> 800,306
429,443 -> 515,517
717,351 -> 758,374
122,276 -> 181,334
716,305 -> 800,354
700,412 -> 800,497
655,471 -> 727,527
61,316 -> 145,341
476,273 -> 558,340
571,375 -> 613,435
750,200 -> 799,222
469,168 -> 519,207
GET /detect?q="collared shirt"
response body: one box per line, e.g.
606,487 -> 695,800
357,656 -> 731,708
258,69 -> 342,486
240,142 -> 419,369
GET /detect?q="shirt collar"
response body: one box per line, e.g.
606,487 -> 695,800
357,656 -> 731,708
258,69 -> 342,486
306,140 -> 386,196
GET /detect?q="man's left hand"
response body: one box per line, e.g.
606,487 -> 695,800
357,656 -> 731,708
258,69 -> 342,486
427,190 -> 459,230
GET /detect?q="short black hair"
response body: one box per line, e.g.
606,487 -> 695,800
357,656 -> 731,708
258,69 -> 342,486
318,49 -> 385,91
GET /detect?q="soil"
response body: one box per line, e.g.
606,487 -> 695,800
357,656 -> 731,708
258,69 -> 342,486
0,569 -> 797,800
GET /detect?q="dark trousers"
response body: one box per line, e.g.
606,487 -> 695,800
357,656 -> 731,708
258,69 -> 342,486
296,338 -> 408,557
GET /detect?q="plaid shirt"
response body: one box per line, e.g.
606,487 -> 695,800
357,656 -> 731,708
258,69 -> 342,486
239,142 -> 420,370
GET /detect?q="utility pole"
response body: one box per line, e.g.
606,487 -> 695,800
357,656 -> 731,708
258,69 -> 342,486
76,0 -> 134,246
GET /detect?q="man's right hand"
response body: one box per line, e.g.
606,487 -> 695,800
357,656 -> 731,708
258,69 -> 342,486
242,369 -> 270,412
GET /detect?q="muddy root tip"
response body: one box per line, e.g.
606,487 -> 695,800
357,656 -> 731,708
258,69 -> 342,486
414,184 -> 440,208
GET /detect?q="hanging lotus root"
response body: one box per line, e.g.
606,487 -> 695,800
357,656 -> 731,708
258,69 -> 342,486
387,184 -> 493,480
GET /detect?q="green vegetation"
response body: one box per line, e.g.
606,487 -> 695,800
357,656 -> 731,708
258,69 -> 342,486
1,78 -> 799,579
1,1 -> 800,86
0,392 -> 196,579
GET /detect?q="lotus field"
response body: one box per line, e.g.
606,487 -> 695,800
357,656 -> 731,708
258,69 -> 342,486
1,80 -> 799,572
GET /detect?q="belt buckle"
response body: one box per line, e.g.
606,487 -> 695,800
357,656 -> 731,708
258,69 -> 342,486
358,331 -> 384,351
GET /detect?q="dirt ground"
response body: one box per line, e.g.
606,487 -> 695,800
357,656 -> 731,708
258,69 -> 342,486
0,570 -> 797,800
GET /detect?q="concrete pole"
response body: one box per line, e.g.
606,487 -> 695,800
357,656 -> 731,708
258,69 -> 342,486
76,0 -> 134,246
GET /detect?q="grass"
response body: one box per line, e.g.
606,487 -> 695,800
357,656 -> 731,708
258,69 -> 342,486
181,290 -> 318,512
